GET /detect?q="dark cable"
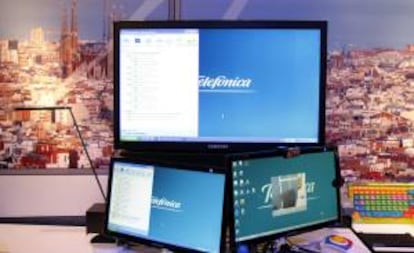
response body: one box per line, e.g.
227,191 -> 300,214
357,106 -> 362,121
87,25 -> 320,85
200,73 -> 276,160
15,106 -> 107,201
68,107 -> 106,201
285,237 -> 320,253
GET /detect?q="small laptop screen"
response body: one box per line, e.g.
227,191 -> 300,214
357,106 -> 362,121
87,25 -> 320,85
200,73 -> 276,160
229,147 -> 341,244
105,157 -> 227,252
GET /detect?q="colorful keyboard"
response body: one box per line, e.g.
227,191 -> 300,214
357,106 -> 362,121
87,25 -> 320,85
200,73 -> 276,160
348,183 -> 414,223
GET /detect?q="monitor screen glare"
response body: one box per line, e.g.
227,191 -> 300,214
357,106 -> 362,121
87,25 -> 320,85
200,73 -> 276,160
114,21 -> 327,152
106,158 -> 226,252
230,148 -> 340,243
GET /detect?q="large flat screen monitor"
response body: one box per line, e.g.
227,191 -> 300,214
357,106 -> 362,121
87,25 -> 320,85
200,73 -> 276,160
228,146 -> 341,248
105,157 -> 227,252
113,20 -> 327,153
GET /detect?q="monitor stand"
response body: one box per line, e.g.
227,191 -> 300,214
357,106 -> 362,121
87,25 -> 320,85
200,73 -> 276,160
86,203 -> 116,244
90,234 -> 116,244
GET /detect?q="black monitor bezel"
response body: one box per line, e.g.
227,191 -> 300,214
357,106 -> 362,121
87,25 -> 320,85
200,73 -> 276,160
113,20 -> 328,154
226,146 -> 342,250
104,156 -> 229,253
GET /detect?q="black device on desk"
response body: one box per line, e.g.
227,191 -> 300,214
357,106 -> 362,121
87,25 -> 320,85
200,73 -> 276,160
104,156 -> 228,252
357,233 -> 414,252
227,146 -> 343,252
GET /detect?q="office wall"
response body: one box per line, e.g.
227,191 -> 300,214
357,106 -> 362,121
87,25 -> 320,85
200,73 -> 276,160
0,174 -> 107,218
2,0 -> 414,220
2,0 -> 414,177
0,0 -> 168,170
0,0 -> 167,221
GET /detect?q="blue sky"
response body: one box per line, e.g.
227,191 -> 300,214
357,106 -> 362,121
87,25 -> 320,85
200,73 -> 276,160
0,0 -> 167,41
240,0 -> 414,49
2,0 -> 414,49
0,0 -> 100,40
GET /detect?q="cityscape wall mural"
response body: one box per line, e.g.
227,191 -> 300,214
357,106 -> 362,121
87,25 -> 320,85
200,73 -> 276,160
1,0 -> 414,189
0,0 -> 167,171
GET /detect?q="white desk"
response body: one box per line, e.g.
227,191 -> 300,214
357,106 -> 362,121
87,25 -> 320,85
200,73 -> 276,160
288,227 -> 372,253
0,223 -> 162,253
0,223 -> 102,253
8,223 -> 414,253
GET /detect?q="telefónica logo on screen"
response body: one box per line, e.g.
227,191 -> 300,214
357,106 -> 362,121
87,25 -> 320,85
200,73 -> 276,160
199,75 -> 252,90
152,196 -> 183,212
260,181 -> 316,208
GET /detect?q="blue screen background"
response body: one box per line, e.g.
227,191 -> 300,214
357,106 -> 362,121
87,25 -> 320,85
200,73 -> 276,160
148,167 -> 225,252
232,151 -> 339,241
198,29 -> 321,139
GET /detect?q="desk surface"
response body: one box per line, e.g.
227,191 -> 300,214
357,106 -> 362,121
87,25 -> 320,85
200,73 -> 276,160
4,223 -> 413,253
288,227 -> 372,253
0,223 -> 165,253
0,223 -> 103,253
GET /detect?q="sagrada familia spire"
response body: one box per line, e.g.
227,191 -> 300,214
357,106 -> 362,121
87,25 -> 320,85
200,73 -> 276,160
60,0 -> 79,78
